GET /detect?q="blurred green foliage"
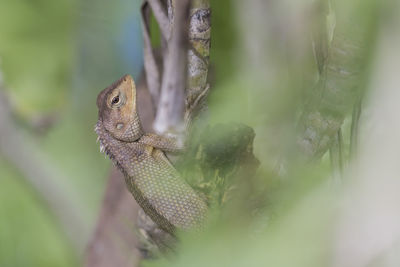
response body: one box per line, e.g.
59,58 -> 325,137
144,0 -> 384,266
0,159 -> 77,267
0,0 -> 75,115
0,0 -> 391,266
0,1 -> 80,266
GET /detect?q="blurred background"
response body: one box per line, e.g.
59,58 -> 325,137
1,0 -> 400,266
0,0 -> 143,265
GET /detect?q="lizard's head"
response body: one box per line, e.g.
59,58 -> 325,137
96,74 -> 143,142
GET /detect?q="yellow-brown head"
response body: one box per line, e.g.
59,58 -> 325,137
96,74 -> 143,142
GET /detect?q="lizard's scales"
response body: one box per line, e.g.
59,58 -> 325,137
123,147 -> 206,232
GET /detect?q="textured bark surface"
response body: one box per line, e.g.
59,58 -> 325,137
185,0 -> 211,122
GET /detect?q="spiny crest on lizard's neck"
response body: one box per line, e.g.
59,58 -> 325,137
95,120 -> 116,161
94,119 -> 130,171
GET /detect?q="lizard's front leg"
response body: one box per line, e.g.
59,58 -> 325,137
138,133 -> 185,153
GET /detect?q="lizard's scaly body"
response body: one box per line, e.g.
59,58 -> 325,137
95,75 -> 207,234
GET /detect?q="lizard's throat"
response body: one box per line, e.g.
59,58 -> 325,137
95,120 -> 132,163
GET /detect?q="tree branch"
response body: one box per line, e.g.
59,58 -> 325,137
147,0 -> 171,40
153,0 -> 191,134
141,2 -> 162,108
185,0 -> 211,123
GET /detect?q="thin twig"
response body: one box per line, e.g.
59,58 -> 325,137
185,0 -> 211,123
148,0 -> 171,40
141,2 -> 162,108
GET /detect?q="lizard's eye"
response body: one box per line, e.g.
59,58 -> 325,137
109,92 -> 125,108
111,95 -> 120,105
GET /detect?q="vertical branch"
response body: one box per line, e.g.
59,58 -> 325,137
142,0 -> 210,134
185,0 -> 211,122
153,0 -> 191,134
137,0 -> 211,257
141,3 -> 162,108
167,0 -> 174,21
147,0 -> 171,40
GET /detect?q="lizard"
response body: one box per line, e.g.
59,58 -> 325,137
95,74 -> 208,235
